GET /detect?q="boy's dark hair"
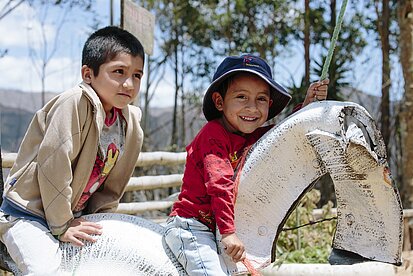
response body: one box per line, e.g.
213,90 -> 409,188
216,77 -> 231,100
82,26 -> 145,76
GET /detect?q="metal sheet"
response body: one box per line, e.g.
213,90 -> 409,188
233,101 -> 403,271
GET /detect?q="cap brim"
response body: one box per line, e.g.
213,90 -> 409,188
202,69 -> 292,121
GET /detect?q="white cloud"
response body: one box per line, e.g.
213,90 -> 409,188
0,55 -> 80,93
0,56 -> 34,90
0,2 -> 65,55
0,2 -> 35,48
0,1 -> 176,107
44,56 -> 81,92
147,83 -> 176,108
0,2 -> 84,93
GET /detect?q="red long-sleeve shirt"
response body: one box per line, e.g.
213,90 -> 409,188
170,119 -> 272,234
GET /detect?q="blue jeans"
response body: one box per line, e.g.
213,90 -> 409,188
164,216 -> 234,276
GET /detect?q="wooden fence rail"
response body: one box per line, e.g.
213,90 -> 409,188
2,151 -> 413,230
2,152 -> 186,215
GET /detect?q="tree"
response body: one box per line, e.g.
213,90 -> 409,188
300,0 -> 368,206
144,0 -> 217,150
288,1 -> 367,114
0,0 -> 24,20
375,0 -> 393,152
398,0 -> 413,208
304,0 -> 311,87
359,0 -> 401,201
27,3 -> 68,106
212,1 -> 297,65
0,1 -> 23,56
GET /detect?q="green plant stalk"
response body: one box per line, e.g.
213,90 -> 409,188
320,0 -> 348,80
296,208 -> 300,250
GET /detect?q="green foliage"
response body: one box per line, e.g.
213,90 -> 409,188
357,0 -> 399,54
275,189 -> 337,264
285,76 -> 309,113
210,0 -> 298,60
312,56 -> 348,101
308,1 -> 368,101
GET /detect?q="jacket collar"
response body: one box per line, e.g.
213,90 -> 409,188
79,82 -> 106,132
78,81 -> 131,128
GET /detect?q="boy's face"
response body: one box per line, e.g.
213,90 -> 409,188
212,73 -> 272,135
82,53 -> 144,115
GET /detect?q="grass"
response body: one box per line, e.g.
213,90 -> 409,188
275,189 -> 337,264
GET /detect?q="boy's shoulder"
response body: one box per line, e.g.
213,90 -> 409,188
191,119 -> 228,144
199,119 -> 225,135
40,85 -> 84,112
57,85 -> 84,101
39,84 -> 102,121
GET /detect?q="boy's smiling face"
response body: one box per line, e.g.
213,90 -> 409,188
82,52 -> 144,115
212,73 -> 272,135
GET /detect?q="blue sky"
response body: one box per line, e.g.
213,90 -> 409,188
0,0 -> 179,107
0,0 -> 404,108
1,1 -> 95,92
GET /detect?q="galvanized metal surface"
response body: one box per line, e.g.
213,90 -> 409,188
59,213 -> 184,275
234,100 -> 403,271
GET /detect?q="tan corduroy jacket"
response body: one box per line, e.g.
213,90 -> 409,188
3,82 -> 143,235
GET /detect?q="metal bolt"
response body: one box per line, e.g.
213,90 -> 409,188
258,226 -> 268,236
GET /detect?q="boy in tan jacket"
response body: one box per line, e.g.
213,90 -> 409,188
0,26 -> 145,275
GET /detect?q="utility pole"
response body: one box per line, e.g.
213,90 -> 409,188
120,0 -> 124,28
110,0 -> 114,25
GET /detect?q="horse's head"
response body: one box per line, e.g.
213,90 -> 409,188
233,101 -> 403,270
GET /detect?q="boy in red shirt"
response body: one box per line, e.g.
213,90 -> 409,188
164,54 -> 328,275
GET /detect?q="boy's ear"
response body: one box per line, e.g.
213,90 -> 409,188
212,92 -> 224,111
81,65 -> 93,84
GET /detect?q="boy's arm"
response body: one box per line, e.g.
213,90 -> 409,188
36,95 -> 90,235
58,217 -> 103,246
221,233 -> 246,262
201,135 -> 237,235
302,79 -> 329,107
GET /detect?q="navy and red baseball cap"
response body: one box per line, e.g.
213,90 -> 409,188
202,54 -> 291,121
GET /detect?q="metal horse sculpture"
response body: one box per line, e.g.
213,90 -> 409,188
0,101 -> 403,275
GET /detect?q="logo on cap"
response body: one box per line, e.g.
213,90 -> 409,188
243,55 -> 261,69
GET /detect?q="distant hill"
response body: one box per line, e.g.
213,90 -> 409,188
0,89 -> 58,113
341,87 -> 381,119
0,87 -> 383,153
0,88 -> 205,152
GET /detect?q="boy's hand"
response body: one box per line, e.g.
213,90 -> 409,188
302,79 -> 330,107
221,233 -> 246,263
58,217 -> 103,246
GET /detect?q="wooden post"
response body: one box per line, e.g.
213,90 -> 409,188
120,0 -> 124,29
403,217 -> 412,251
0,146 -> 3,205
110,0 -> 114,25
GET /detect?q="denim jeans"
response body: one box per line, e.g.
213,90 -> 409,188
164,216 -> 233,276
